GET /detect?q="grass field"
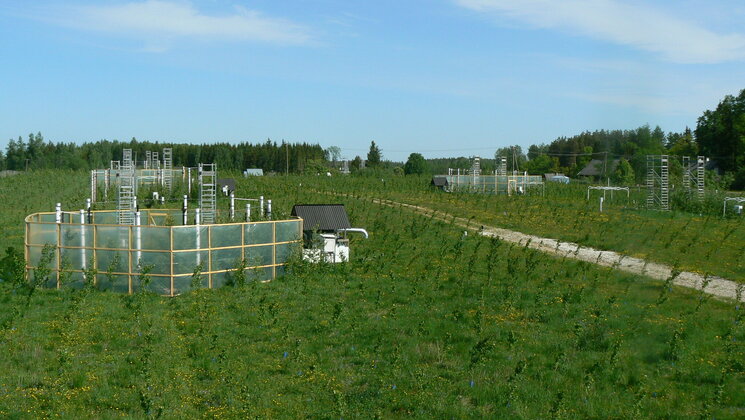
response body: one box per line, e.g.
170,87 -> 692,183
280,175 -> 745,282
0,171 -> 744,418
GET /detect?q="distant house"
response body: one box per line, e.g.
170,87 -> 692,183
543,173 -> 566,181
577,159 -> 619,179
243,169 -> 264,177
431,176 -> 449,190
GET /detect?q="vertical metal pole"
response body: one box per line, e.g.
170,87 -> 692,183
86,198 -> 92,224
182,195 -> 188,225
230,193 -> 235,221
246,203 -> 251,222
267,199 -> 272,220
80,209 -> 87,273
55,203 -> 62,224
135,211 -> 142,270
195,208 -> 201,266
599,197 -> 604,213
188,167 -> 192,197
260,196 -> 264,218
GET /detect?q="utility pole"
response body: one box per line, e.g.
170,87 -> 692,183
286,142 -> 289,176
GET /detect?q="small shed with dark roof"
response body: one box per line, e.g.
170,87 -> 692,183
292,204 -> 351,232
217,178 -> 236,194
431,176 -> 449,190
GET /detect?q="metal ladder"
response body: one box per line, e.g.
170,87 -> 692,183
696,155 -> 705,200
199,163 -> 217,224
163,148 -> 173,190
646,155 -> 655,208
660,155 -> 669,211
118,149 -> 136,225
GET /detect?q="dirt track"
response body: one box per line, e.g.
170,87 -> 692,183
368,197 -> 744,302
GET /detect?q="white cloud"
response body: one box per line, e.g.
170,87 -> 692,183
455,0 -> 745,63
53,1 -> 312,48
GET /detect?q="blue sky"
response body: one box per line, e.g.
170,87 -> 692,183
1,0 -> 744,162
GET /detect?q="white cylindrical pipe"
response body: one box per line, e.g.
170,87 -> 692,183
86,198 -> 92,223
80,209 -> 87,271
259,196 -> 264,217
195,208 -> 201,265
599,197 -> 604,213
133,196 -> 138,212
187,167 -> 192,196
55,203 -> 62,223
230,193 -> 235,221
182,195 -> 188,225
135,211 -> 142,267
246,203 -> 251,222
267,199 -> 272,220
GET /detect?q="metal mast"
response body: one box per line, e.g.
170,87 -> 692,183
646,155 -> 669,211
199,163 -> 217,224
163,148 -> 173,190
118,149 -> 136,224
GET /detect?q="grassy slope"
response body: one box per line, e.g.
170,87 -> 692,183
294,175 -> 745,282
0,172 -> 743,417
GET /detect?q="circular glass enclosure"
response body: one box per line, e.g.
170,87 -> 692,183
25,209 -> 302,295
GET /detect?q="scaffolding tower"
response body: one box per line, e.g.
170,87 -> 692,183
471,157 -> 481,176
496,157 -> 507,176
646,155 -> 669,211
682,155 -> 706,200
199,163 -> 217,224
162,148 -> 173,190
118,149 -> 137,224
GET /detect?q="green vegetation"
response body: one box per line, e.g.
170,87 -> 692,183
1,172 -> 744,417
256,174 -> 745,282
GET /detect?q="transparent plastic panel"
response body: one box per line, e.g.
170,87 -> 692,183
137,226 -> 170,250
173,274 -> 208,294
97,274 -> 129,293
173,251 -> 208,275
61,271 -> 85,290
172,226 -> 209,250
131,251 -> 171,275
211,271 -> 229,288
246,266 -> 273,282
59,248 -> 94,271
210,248 -> 242,272
95,249 -> 129,274
95,226 -> 130,249
29,223 -> 57,245
245,223 -> 272,245
28,245 -> 58,270
275,243 -> 299,264
276,220 -> 301,243
39,214 -> 57,223
210,224 -> 242,248
60,225 -> 93,248
143,275 -> 171,295
93,212 -> 118,225
245,245 -> 273,267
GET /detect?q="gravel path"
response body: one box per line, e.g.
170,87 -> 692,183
369,197 -> 744,302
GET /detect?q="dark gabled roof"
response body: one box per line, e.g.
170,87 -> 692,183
431,176 -> 449,187
217,178 -> 236,191
291,204 -> 351,232
577,159 -> 620,177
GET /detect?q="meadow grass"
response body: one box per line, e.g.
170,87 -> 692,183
0,172 -> 743,417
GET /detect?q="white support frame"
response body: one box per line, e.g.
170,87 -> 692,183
587,186 -> 630,203
723,197 -> 745,216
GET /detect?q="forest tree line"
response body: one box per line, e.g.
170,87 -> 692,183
0,137 -> 327,174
